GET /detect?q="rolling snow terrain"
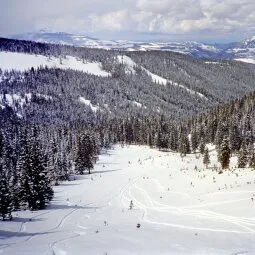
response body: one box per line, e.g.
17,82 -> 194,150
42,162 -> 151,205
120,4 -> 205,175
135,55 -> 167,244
1,145 -> 255,255
0,51 -> 110,77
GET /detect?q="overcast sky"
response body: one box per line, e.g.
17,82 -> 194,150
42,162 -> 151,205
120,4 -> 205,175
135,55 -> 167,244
1,0 -> 254,42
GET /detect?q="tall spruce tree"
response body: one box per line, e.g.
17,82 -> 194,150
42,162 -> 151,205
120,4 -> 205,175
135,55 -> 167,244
75,133 -> 94,174
237,146 -> 248,168
219,136 -> 231,169
203,147 -> 210,168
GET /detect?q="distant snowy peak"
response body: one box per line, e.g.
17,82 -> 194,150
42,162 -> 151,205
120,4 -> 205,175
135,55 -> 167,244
11,31 -> 220,57
226,36 -> 255,61
9,32 -> 255,62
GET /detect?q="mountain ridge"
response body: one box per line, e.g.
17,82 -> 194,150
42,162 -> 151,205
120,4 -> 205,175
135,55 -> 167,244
10,31 -> 255,62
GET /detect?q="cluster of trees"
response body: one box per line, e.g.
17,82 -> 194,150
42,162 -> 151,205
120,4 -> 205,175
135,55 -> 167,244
188,92 -> 255,169
0,110 -> 100,220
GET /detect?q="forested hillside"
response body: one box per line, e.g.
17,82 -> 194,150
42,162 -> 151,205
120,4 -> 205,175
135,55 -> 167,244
1,38 -> 255,220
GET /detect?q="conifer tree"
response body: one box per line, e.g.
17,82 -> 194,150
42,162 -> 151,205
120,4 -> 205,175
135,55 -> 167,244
237,146 -> 248,168
0,138 -> 12,220
0,169 -> 12,220
203,147 -> 210,168
75,133 -> 94,174
218,136 -> 230,169
249,152 -> 255,169
199,138 -> 205,154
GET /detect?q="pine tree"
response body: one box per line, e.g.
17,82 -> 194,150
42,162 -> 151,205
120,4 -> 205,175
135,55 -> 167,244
18,127 -> 53,210
199,138 -> 205,154
75,133 -> 94,174
0,142 -> 13,221
0,169 -> 12,220
191,128 -> 199,152
203,147 -> 210,168
219,136 -> 230,169
237,146 -> 248,168
249,152 -> 255,169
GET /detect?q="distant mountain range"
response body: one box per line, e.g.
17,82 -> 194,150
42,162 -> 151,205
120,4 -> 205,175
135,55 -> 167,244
9,31 -> 255,63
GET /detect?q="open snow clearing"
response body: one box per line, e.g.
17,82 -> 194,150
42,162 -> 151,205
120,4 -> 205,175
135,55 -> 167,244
1,145 -> 255,254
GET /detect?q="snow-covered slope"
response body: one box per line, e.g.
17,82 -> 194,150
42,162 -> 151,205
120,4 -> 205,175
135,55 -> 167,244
225,36 -> 255,62
79,97 -> 100,112
0,51 -> 111,77
1,145 -> 255,254
234,58 -> 255,65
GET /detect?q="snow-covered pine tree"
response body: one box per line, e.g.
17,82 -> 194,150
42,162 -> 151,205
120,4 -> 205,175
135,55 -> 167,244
199,138 -> 205,154
0,136 -> 12,220
75,133 -> 94,174
237,146 -> 248,168
191,128 -> 199,152
29,126 -> 53,209
0,167 -> 12,220
17,126 -> 53,210
249,152 -> 255,169
218,136 -> 231,169
203,147 -> 210,168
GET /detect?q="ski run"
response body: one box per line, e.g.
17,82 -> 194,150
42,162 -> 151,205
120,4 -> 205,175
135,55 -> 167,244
1,145 -> 255,255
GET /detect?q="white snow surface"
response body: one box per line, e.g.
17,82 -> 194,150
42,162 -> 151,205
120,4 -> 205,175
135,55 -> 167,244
79,97 -> 99,112
235,58 -> 255,64
0,51 -> 111,77
1,145 -> 255,255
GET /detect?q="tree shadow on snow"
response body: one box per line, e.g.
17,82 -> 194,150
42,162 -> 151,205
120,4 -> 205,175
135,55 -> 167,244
92,168 -> 122,174
48,203 -> 99,211
0,229 -> 52,240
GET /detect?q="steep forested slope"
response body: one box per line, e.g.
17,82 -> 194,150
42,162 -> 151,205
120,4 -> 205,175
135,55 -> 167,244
1,38 -> 255,123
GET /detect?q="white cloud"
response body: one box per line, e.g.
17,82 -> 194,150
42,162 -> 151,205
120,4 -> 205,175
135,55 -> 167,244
0,0 -> 254,40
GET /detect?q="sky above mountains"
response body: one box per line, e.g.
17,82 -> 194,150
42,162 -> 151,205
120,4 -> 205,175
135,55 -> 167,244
0,0 -> 254,43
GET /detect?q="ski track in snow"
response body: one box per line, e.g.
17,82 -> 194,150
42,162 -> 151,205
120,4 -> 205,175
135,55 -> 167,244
121,178 -> 255,234
1,145 -> 255,254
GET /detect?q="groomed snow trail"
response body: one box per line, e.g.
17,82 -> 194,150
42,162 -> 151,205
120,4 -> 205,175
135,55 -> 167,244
1,145 -> 255,255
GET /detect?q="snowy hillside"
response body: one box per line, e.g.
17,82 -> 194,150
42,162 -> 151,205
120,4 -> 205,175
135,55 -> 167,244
1,145 -> 255,254
0,51 -> 111,77
225,36 -> 255,62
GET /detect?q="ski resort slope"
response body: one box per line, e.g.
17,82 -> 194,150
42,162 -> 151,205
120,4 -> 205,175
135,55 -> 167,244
0,51 -> 111,77
1,145 -> 255,255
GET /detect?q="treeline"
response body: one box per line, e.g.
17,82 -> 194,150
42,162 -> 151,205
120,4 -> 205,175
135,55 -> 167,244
0,110 -> 101,220
188,92 -> 255,169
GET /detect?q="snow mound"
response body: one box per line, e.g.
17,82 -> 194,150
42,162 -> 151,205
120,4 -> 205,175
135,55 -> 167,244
234,58 -> 255,65
0,51 -> 111,77
79,96 -> 99,112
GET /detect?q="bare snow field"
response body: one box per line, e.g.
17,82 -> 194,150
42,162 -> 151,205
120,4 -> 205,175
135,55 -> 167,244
0,51 -> 111,77
1,145 -> 255,255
